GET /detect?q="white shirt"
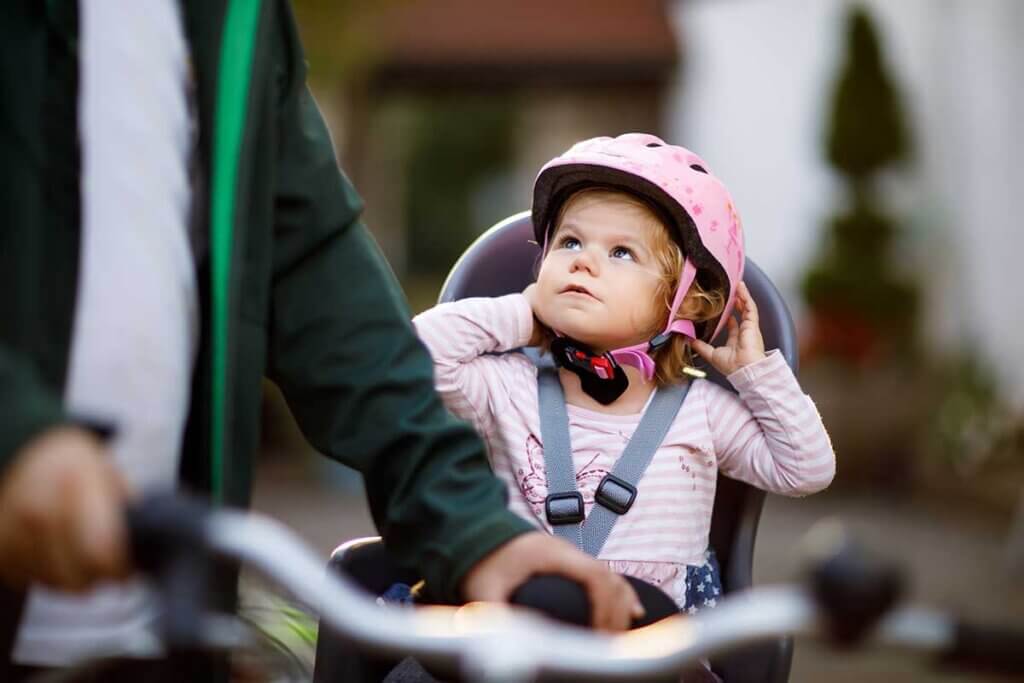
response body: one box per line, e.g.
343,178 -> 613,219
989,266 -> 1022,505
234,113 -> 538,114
14,0 -> 199,665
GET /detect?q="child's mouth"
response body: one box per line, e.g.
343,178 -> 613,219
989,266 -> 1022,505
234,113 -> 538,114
560,284 -> 598,300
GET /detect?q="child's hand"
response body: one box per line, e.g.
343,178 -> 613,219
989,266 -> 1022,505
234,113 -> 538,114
523,283 -> 539,312
522,283 -> 546,347
690,281 -> 766,376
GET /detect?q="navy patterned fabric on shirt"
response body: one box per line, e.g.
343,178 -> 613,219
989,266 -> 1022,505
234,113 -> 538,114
682,549 -> 724,614
378,582 -> 416,607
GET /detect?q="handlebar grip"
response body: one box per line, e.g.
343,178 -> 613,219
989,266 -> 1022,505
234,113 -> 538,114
939,619 -> 1024,675
126,492 -> 211,573
510,574 -> 679,629
126,493 -> 217,649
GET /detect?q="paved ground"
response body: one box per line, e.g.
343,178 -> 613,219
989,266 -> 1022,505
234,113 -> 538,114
251,453 -> 1023,682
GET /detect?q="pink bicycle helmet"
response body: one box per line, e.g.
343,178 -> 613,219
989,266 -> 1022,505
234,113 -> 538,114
532,133 -> 745,381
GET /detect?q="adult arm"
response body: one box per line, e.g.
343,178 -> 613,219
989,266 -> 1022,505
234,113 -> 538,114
263,15 -> 533,601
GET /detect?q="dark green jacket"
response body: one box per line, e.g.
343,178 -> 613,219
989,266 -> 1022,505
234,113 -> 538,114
0,0 -> 531,659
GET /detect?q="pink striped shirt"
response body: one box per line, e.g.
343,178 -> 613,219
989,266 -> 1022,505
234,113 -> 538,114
413,294 -> 835,606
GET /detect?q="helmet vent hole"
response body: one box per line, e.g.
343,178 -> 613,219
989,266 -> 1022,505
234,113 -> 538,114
645,142 -> 663,148
689,164 -> 708,173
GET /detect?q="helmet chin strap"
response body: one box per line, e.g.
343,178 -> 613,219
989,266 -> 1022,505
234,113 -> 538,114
550,337 -> 629,405
550,260 -> 700,404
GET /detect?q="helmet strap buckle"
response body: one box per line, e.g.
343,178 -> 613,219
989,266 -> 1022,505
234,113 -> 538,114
551,337 -> 628,405
647,332 -> 673,353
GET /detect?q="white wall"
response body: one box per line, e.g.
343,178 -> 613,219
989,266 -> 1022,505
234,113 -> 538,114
668,0 -> 1024,407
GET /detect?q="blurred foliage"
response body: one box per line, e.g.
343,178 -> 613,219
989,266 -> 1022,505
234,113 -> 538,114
930,352 -> 1023,473
802,5 -> 918,362
291,0 -> 394,85
404,96 -> 515,277
238,587 -> 319,680
402,272 -> 446,315
825,7 -> 910,178
802,196 -> 918,333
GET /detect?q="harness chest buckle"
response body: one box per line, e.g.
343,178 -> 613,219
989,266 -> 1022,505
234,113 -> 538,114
545,491 -> 585,525
595,474 -> 637,515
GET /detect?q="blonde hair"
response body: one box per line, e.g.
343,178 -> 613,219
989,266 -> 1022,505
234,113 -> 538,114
542,188 -> 726,386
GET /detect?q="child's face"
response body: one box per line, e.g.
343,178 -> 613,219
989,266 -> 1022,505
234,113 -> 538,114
535,195 -> 667,352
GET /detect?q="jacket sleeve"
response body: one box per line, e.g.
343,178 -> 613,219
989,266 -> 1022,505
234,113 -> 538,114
0,347 -> 70,476
264,17 -> 531,603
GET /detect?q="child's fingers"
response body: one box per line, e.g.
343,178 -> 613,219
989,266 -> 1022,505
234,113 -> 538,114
690,339 -> 713,363
739,282 -> 759,324
725,315 -> 739,347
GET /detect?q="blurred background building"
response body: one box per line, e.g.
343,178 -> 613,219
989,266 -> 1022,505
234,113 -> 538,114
333,0 -> 680,308
253,1 -> 1023,680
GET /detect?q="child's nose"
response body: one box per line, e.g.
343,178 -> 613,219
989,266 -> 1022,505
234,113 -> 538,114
569,247 -> 600,275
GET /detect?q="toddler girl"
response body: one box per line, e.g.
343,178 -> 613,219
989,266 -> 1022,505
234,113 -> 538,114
413,133 -> 835,618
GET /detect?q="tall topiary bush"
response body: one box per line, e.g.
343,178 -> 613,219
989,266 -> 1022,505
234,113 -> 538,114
802,6 -> 918,363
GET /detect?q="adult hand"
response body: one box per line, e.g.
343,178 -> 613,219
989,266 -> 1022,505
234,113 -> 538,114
0,427 -> 131,591
691,281 -> 766,376
460,531 -> 644,631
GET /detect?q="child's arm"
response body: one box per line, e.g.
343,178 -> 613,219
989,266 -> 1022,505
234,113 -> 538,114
691,282 -> 834,495
412,294 -> 535,434
707,350 -> 836,496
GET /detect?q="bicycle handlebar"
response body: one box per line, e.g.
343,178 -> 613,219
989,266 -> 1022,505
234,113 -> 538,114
126,494 -> 1024,682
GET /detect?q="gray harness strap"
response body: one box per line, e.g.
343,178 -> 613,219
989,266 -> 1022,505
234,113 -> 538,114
537,370 -> 584,548
537,368 -> 692,557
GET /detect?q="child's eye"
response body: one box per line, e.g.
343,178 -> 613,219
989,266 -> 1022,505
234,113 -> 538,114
560,237 -> 582,251
610,246 -> 634,261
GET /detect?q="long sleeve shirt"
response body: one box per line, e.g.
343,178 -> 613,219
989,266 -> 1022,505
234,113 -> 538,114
413,294 -> 836,606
